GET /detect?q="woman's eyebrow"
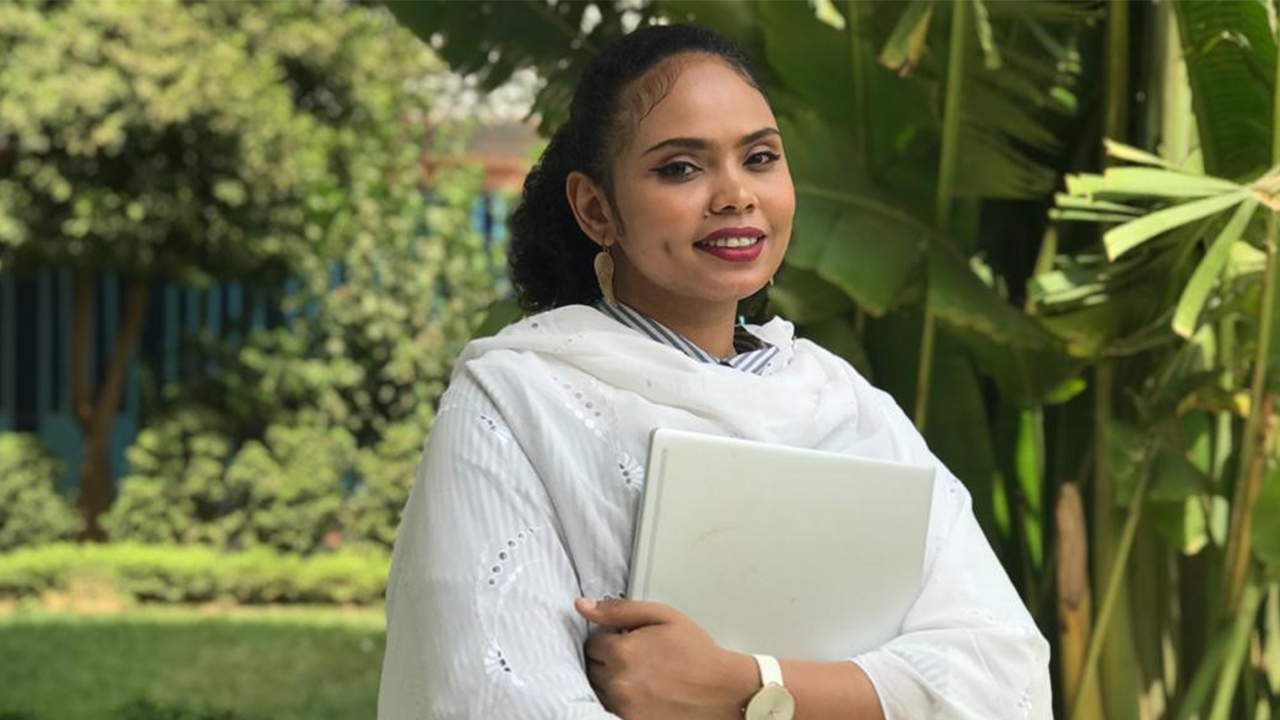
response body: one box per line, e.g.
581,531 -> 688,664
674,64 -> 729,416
641,127 -> 781,156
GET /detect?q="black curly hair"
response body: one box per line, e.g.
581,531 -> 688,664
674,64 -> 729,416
507,23 -> 768,312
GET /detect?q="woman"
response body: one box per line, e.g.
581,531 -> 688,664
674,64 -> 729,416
379,23 -> 1051,720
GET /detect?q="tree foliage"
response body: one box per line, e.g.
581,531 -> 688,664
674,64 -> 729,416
97,4 -> 501,553
0,0 -> 335,281
0,434 -> 80,551
0,0 -> 498,540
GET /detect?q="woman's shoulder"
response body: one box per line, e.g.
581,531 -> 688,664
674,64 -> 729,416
456,304 -> 609,364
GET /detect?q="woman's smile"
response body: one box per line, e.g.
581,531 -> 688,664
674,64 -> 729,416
693,225 -> 767,262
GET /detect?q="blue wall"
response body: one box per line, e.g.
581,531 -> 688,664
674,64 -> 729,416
0,269 -> 279,491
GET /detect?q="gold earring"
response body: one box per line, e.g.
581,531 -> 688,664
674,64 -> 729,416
594,246 -> 616,305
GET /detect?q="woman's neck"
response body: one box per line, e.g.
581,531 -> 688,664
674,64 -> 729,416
615,292 -> 739,360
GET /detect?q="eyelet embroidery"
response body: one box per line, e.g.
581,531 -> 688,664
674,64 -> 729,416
550,374 -> 608,440
617,452 -> 644,492
483,641 -> 521,682
477,412 -> 512,443
482,527 -> 539,588
475,525 -> 545,691
1015,684 -> 1034,719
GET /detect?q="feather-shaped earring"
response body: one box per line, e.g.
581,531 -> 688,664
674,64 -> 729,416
594,247 -> 616,305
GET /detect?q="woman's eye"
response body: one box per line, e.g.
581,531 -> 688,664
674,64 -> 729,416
746,150 -> 781,166
653,161 -> 699,179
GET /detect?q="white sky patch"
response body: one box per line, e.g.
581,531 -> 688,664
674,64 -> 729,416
425,67 -> 542,125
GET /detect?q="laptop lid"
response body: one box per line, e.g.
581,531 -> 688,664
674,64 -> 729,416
626,428 -> 935,660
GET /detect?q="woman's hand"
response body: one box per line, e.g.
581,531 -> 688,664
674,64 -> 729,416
575,598 -> 758,720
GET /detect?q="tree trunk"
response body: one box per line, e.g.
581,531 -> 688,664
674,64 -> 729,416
71,271 -> 150,541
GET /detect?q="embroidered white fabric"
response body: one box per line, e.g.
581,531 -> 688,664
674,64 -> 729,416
377,305 -> 1052,720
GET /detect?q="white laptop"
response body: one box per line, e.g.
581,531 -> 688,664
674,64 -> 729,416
626,428 -> 935,660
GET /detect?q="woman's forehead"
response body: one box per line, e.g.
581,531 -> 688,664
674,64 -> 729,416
619,55 -> 775,152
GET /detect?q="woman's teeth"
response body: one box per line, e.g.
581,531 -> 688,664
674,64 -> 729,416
698,236 -> 762,248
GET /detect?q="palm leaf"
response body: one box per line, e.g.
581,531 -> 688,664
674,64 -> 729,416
1067,167 -> 1243,200
1103,190 -> 1250,260
879,0 -> 935,74
971,0 -> 1002,70
1103,138 -> 1185,171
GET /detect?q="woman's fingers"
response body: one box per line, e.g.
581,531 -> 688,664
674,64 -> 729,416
585,625 -> 633,664
584,630 -> 611,664
575,597 -> 682,629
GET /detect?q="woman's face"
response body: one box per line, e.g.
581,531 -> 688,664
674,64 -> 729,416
605,55 -> 794,313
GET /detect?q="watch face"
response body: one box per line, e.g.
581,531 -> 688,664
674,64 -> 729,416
745,684 -> 796,720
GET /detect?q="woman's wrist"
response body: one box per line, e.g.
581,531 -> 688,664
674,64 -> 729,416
713,649 -> 762,717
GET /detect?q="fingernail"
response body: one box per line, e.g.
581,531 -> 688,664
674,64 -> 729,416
579,598 -> 597,611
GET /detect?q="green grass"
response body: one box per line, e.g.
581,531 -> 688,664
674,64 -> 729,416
0,606 -> 385,720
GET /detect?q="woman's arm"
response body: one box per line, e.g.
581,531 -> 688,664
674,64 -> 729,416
846,382 -> 1053,720
778,659 -> 884,720
575,473 -> 1047,720
378,379 -> 621,720
575,598 -> 883,720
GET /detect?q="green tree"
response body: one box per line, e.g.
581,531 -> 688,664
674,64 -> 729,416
0,0 -> 343,537
0,0 -> 462,540
101,8 -> 501,552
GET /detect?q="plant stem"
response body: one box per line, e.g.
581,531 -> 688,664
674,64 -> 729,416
914,0 -> 967,431
1070,402 -> 1151,720
913,311 -> 936,430
1172,620 -> 1234,720
1103,0 -> 1129,145
1220,25 -> 1280,617
846,0 -> 869,168
1207,582 -> 1264,720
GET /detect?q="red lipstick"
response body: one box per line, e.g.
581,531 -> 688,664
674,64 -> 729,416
694,226 -> 767,262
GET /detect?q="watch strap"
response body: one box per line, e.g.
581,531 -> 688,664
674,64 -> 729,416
752,653 -> 784,688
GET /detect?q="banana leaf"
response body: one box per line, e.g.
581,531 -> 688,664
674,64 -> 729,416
799,314 -> 874,381
1174,0 -> 1277,182
767,266 -> 854,325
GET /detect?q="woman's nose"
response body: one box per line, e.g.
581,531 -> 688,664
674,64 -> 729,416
708,168 -> 756,215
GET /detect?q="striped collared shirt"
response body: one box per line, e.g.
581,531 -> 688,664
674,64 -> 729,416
595,301 -> 780,375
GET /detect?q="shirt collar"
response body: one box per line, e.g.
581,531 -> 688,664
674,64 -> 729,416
594,301 -> 779,376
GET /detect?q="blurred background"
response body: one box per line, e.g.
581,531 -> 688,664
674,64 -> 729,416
0,1 -> 1278,719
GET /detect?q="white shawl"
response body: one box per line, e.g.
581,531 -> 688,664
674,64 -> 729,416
378,304 -> 1052,720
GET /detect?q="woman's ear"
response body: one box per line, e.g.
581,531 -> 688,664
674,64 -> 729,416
566,171 -> 616,247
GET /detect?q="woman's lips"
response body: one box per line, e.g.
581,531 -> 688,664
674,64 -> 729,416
693,237 -> 766,262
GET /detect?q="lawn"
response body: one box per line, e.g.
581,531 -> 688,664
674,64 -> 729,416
0,605 -> 385,720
